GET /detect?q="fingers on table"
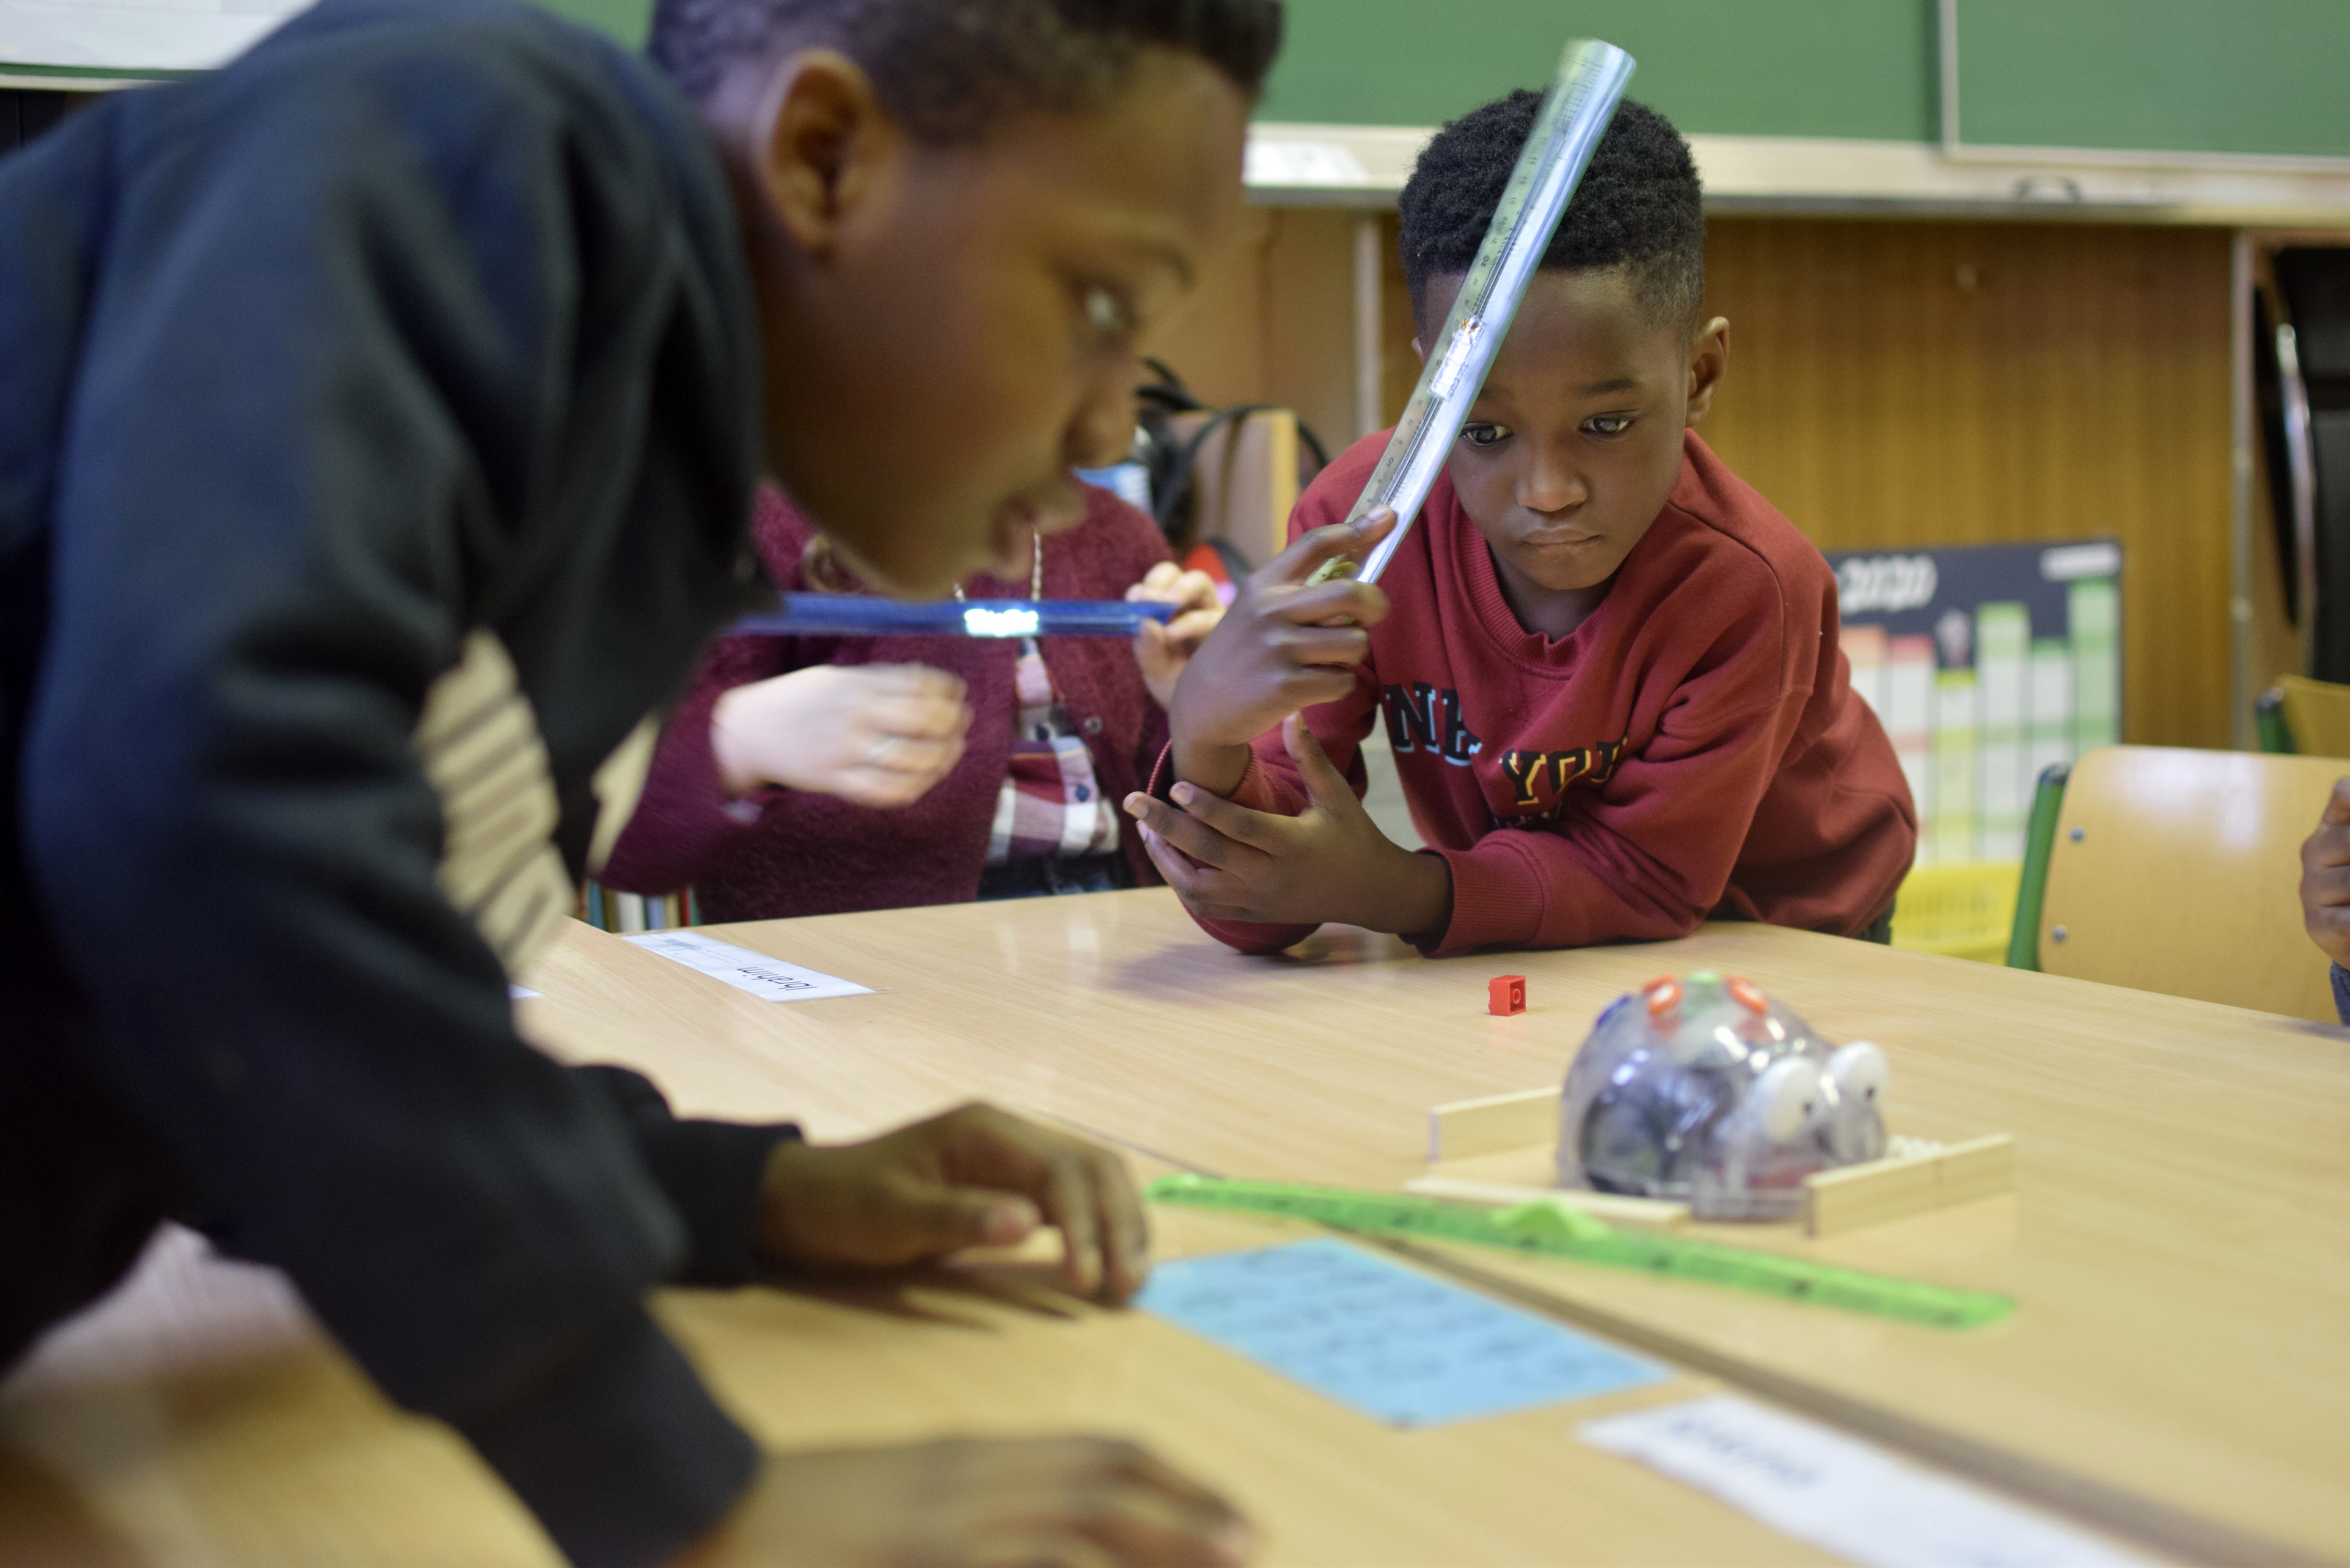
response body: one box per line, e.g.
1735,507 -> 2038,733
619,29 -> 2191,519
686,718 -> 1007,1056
2309,778 -> 2350,864
940,1105 -> 1129,1302
1080,1139 -> 1150,1303
1038,1140 -> 1109,1298
2324,776 -> 2350,827
2305,823 -> 2350,874
2303,857 -> 2350,910
978,1437 -> 1253,1568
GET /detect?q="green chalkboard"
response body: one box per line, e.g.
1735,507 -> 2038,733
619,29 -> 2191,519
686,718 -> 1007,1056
527,0 -> 1943,143
1257,0 -> 1937,141
530,0 -> 650,48
1951,0 -> 2350,160
22,0 -> 2344,167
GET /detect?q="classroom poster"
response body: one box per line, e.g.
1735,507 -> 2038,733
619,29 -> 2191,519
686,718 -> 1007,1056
1829,540 -> 2121,866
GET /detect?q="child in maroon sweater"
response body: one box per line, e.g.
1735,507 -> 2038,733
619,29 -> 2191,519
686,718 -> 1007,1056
603,482 -> 1215,918
1124,95 -> 1915,956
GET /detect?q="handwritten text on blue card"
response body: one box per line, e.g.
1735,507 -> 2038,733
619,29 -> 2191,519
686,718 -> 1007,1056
1137,1238 -> 1664,1427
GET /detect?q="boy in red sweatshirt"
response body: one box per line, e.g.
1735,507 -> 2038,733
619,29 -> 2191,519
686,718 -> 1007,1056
1123,94 -> 1915,956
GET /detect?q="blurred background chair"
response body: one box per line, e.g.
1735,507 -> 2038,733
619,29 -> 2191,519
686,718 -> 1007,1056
2254,673 -> 2350,757
2006,745 -> 2347,1022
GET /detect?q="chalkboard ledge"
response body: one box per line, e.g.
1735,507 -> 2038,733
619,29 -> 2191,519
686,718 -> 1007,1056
1247,123 -> 2350,227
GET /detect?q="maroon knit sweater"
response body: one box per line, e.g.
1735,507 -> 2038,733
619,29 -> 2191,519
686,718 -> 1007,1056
601,483 -> 1173,920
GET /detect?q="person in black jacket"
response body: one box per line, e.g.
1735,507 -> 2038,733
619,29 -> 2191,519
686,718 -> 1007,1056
0,0 -> 1272,1563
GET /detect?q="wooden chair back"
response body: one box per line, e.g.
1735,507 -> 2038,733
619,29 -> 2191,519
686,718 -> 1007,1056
2036,745 -> 2347,1022
2277,673 -> 2350,758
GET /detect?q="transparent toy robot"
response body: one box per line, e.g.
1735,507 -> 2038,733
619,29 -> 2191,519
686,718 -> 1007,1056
1556,972 -> 1889,1220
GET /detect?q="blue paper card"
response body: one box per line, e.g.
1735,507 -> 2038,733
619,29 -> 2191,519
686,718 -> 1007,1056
1136,1237 -> 1665,1428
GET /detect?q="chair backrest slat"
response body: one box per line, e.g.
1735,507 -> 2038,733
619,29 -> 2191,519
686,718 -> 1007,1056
2037,745 -> 2346,1023
2277,674 -> 2350,759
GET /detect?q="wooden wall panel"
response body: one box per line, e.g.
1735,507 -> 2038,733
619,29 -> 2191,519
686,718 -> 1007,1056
1378,210 -> 1419,429
1156,212 -> 2237,748
1696,220 -> 2236,749
1148,206 -> 1272,411
1258,209 -> 1363,457
1149,206 -> 1364,466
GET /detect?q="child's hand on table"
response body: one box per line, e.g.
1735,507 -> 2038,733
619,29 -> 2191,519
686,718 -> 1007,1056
2299,777 -> 2350,967
1125,714 -> 1452,940
755,1101 -> 1148,1302
1165,513 -> 1394,799
679,1438 -> 1251,1567
685,1110 -> 1254,1568
1125,561 -> 1226,709
712,663 -> 971,809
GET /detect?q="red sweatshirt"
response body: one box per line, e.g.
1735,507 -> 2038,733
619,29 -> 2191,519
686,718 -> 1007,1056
1184,429 -> 1916,956
602,483 -> 1170,920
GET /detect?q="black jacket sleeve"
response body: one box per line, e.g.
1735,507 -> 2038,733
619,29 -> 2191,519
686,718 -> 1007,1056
571,1066 -> 800,1287
18,4 -> 766,1564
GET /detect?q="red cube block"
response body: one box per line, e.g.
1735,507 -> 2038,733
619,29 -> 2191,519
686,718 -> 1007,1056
1488,975 -> 1527,1016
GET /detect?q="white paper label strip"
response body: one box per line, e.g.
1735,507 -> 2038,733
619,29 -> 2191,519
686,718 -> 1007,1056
1580,1396 -> 2151,1568
624,930 -> 874,1002
1426,316 -> 1484,398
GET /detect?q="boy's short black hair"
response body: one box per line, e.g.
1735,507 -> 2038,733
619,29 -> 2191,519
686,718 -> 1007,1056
1398,93 -> 1704,332
650,0 -> 1283,141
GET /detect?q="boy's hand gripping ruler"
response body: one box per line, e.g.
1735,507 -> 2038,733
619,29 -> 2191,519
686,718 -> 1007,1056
1306,38 -> 1635,589
1145,1174 -> 2014,1331
731,595 -> 1178,639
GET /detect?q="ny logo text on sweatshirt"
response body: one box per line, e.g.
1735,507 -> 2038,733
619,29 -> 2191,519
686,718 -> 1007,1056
1380,683 -> 1483,765
1496,740 -> 1627,822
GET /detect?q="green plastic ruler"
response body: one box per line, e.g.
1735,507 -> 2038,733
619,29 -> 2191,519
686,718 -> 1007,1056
1146,1174 -> 2014,1331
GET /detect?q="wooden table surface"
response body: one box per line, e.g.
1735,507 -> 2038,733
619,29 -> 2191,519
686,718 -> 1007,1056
506,890 -> 2350,1565
0,1178 -> 1838,1566
5,887 -> 2342,1565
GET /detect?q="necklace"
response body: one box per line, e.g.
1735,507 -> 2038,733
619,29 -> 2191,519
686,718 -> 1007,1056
952,530 -> 1043,603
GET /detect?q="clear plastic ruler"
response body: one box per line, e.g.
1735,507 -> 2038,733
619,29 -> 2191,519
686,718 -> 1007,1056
1307,38 -> 1637,586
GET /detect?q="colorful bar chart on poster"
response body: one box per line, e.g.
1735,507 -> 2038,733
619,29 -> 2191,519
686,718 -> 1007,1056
1830,540 -> 2121,868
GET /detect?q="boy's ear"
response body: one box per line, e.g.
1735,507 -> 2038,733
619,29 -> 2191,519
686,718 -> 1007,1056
724,49 -> 898,262
1683,316 -> 1730,426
